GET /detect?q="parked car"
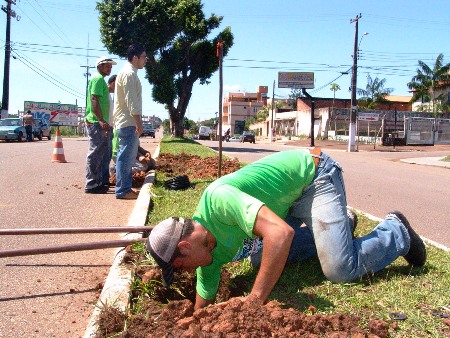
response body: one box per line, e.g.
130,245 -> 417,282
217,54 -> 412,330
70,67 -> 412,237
141,124 -> 155,138
229,135 -> 241,142
0,117 -> 52,142
239,130 -> 256,143
35,118 -> 51,140
0,118 -> 26,142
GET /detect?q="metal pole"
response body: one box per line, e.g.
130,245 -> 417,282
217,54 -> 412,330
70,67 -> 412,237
0,238 -> 147,258
302,88 -> 314,147
217,41 -> 223,177
1,0 -> 13,119
270,80 -> 275,143
348,14 -> 361,152
0,226 -> 152,235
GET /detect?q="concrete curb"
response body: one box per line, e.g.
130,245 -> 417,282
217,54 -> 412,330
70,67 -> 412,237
83,144 -> 160,338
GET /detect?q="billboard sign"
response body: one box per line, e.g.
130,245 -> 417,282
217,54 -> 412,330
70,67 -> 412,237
278,72 -> 314,89
24,101 -> 79,126
358,112 -> 380,121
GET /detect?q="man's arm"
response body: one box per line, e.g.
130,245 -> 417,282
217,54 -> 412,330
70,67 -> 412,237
91,95 -> 110,132
132,114 -> 143,136
194,292 -> 214,310
250,206 -> 294,303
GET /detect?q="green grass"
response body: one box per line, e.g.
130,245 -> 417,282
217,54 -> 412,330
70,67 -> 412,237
135,137 -> 450,337
441,155 -> 450,162
159,136 -> 217,157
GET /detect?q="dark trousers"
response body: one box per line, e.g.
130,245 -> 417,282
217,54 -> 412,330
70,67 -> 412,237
25,125 -> 33,142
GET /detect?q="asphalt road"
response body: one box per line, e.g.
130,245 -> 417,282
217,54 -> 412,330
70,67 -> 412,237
0,134 -> 159,338
200,139 -> 450,249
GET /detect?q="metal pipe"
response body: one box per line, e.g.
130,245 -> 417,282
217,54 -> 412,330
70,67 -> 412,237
0,238 -> 147,258
0,226 -> 152,235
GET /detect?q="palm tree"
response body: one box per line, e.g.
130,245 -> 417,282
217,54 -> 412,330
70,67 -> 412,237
330,83 -> 341,110
407,53 -> 450,115
357,75 -> 393,109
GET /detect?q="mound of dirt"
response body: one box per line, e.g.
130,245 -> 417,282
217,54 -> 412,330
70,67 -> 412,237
100,295 -> 389,338
157,153 -> 241,179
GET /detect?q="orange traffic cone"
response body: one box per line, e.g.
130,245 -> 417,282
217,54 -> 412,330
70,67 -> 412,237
51,129 -> 67,163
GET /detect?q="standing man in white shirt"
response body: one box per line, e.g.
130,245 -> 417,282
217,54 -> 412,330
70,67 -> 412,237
113,43 -> 147,200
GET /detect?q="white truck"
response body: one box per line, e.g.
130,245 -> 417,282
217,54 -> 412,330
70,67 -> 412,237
198,126 -> 211,140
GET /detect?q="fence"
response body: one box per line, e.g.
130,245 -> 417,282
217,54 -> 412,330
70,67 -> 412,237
328,109 -> 450,145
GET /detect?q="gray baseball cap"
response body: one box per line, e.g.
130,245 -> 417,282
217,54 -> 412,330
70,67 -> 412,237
146,217 -> 187,287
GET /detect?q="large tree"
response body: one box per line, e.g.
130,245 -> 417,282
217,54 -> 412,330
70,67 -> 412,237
97,0 -> 233,136
288,88 -> 303,110
357,74 -> 393,109
407,53 -> 450,115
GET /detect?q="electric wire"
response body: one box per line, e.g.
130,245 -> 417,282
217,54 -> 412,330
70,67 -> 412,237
12,49 -> 84,99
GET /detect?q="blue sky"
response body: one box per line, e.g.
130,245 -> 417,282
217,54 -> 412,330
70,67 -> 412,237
2,0 -> 450,122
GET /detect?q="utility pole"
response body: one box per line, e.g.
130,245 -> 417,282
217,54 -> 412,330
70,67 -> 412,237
1,0 -> 20,119
217,40 -> 223,177
80,64 -> 95,105
348,13 -> 362,152
270,80 -> 275,143
302,88 -> 315,147
80,37 -> 94,107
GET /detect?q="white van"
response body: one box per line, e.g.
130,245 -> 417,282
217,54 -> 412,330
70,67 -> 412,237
198,126 -> 211,140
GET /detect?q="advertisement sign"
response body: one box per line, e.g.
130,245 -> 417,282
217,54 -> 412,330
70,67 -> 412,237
24,101 -> 79,126
358,113 -> 379,121
278,72 -> 314,89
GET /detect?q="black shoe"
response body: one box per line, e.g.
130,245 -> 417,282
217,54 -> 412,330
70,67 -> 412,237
347,208 -> 358,239
85,185 -> 109,194
388,211 -> 426,266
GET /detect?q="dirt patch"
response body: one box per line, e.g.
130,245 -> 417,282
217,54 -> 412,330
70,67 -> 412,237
97,153 -> 392,338
156,153 -> 241,179
110,171 -> 147,188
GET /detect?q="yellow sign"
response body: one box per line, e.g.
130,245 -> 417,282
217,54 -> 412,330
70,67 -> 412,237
278,72 -> 314,89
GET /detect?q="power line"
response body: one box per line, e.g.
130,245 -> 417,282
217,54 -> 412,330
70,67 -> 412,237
12,49 -> 84,98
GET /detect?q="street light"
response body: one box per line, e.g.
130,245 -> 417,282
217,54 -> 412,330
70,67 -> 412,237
357,32 -> 369,59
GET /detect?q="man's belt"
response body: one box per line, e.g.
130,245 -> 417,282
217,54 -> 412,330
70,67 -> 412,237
309,147 -> 321,169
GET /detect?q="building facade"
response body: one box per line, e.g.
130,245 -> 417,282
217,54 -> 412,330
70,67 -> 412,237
221,86 -> 268,135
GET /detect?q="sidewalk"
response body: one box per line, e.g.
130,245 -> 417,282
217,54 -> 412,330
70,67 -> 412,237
400,156 -> 450,168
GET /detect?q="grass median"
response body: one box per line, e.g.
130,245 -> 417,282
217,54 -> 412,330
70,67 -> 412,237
128,137 -> 450,337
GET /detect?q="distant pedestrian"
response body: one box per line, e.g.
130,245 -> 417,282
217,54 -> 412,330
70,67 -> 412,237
23,110 -> 37,142
84,56 -> 117,194
113,43 -> 147,200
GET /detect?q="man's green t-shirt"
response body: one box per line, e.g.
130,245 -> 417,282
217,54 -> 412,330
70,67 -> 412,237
85,73 -> 109,123
192,149 -> 316,301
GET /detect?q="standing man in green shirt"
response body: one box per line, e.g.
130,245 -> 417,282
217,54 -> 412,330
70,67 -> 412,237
147,149 -> 426,310
84,56 -> 116,194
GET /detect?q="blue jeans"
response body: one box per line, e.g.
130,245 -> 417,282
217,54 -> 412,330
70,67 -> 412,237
25,125 -> 33,142
115,126 -> 138,198
85,123 -> 112,190
286,152 -> 410,282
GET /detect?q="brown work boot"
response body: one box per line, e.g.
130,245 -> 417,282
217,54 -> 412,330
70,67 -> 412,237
387,211 -> 426,266
117,191 -> 139,200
